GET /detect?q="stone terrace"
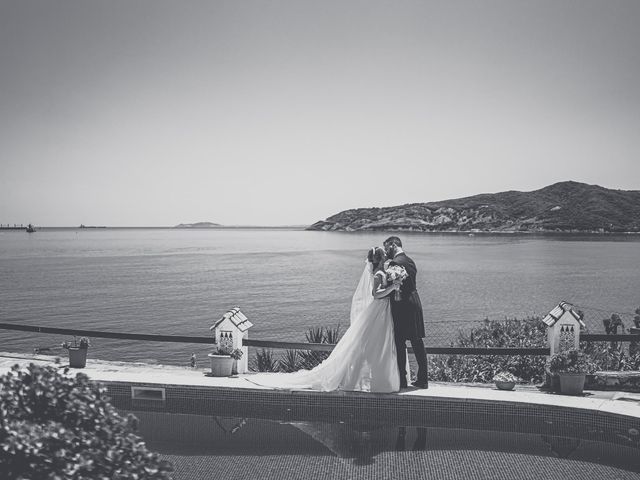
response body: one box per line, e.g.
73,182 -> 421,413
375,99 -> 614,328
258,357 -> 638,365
2,351 -> 640,422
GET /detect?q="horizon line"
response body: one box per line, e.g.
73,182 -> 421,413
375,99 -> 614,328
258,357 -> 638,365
8,224 -> 311,229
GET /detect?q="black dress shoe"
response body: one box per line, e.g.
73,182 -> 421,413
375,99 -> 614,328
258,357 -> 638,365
411,381 -> 428,389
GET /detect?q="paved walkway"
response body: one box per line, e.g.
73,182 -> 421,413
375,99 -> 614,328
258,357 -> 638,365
2,351 -> 640,420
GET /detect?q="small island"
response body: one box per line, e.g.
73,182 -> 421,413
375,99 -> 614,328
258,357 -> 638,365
174,222 -> 222,229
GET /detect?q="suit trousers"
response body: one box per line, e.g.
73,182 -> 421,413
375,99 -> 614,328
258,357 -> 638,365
395,335 -> 429,386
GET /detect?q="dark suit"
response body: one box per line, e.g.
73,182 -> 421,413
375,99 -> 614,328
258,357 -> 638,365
390,252 -> 428,386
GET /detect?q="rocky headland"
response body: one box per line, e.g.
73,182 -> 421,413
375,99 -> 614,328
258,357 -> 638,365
307,181 -> 640,233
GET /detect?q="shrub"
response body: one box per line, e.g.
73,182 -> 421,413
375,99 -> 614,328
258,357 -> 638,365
249,325 -> 342,373
0,363 -> 173,479
211,346 -> 243,359
278,349 -> 300,373
454,317 -> 547,349
548,349 -> 595,374
323,325 -> 341,344
299,325 -> 341,370
299,327 -> 329,368
428,317 -> 548,384
250,349 -> 279,372
581,340 -> 640,371
493,371 -> 520,383
304,326 -> 326,344
61,336 -> 90,350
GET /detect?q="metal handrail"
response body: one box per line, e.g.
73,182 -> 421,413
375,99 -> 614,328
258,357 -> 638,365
245,338 -> 549,355
2,322 -> 635,356
580,334 -> 640,342
0,322 -> 217,344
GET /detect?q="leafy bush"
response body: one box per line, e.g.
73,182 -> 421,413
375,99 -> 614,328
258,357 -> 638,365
249,315 -> 640,381
548,349 -> 595,374
428,317 -> 548,383
454,317 -> 547,349
0,363 -> 173,479
582,340 -> 640,371
211,347 -> 243,359
493,371 -> 520,383
251,320 -> 550,382
61,336 -> 90,350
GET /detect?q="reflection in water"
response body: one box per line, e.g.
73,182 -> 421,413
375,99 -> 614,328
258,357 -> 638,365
287,422 -> 378,465
273,423 -> 433,465
395,426 -> 428,452
212,417 -> 247,435
542,435 -> 582,459
130,411 -> 640,479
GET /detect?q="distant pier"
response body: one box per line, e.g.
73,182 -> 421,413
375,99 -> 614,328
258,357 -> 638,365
0,223 -> 36,232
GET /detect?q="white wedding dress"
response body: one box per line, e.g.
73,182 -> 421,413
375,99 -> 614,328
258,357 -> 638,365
245,262 -> 402,393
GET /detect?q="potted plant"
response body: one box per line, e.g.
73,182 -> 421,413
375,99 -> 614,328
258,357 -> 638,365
492,371 -> 519,391
548,349 -> 592,395
61,336 -> 91,368
545,366 -> 561,392
208,347 -> 243,377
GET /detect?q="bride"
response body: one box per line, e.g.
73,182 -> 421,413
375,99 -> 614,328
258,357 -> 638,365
245,247 -> 403,393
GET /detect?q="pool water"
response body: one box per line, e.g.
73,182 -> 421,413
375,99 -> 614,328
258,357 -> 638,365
129,411 -> 640,480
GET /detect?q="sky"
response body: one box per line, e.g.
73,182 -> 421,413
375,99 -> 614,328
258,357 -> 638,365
1,1 -> 639,227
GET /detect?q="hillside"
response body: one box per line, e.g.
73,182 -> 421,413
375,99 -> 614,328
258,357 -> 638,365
307,182 -> 640,233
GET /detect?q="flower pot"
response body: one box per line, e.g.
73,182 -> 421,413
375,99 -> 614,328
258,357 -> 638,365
559,373 -> 586,396
495,380 -> 515,391
544,367 -> 561,392
208,354 -> 234,377
68,347 -> 88,368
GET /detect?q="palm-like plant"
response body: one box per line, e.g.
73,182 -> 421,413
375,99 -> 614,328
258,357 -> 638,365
248,325 -> 342,373
278,349 -> 300,373
250,349 -> 279,372
300,325 -> 341,369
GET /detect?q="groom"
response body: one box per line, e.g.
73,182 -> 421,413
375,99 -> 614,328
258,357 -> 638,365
383,236 -> 429,389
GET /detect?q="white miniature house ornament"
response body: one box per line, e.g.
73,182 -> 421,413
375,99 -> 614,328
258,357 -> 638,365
542,301 -> 586,357
210,307 -> 253,374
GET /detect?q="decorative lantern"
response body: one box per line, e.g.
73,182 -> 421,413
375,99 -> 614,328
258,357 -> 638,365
210,307 -> 253,374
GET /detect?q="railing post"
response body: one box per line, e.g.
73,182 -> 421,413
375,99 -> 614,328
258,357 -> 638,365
239,331 -> 249,374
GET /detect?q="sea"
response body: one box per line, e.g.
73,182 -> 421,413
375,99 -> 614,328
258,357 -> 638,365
1,228 -> 639,366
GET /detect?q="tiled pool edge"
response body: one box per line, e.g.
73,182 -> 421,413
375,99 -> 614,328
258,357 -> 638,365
102,379 -> 640,438
3,352 -> 640,448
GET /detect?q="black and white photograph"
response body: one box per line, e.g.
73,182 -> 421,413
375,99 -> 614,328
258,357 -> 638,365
1,1 -> 640,479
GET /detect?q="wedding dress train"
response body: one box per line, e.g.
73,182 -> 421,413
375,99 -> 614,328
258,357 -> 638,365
245,262 -> 401,393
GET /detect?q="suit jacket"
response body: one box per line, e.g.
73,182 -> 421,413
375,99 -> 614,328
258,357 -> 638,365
390,252 -> 425,340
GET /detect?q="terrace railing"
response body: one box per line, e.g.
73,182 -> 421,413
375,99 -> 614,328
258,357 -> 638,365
18,321 -> 637,359
0,322 -> 553,356
2,322 -> 640,359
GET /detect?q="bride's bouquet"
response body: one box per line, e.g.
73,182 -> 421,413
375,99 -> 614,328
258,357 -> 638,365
386,265 -> 408,301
